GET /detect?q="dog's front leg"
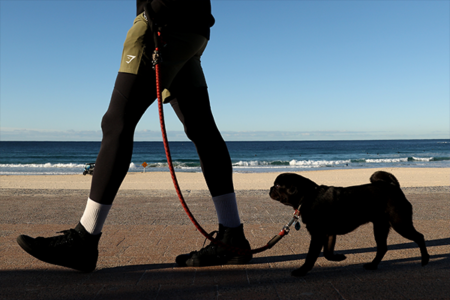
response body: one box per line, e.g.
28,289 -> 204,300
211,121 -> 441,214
291,234 -> 323,277
324,235 -> 347,262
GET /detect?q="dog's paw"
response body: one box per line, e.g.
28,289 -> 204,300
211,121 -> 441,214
363,262 -> 378,270
325,254 -> 347,262
291,267 -> 310,277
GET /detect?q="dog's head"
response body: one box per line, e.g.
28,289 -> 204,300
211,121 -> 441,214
269,173 -> 318,209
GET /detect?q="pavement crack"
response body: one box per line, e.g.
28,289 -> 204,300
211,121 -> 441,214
116,237 -> 125,246
93,284 -> 106,300
272,279 -> 282,300
215,284 -> 220,300
329,282 -> 346,300
136,270 -> 148,285
191,269 -> 197,285
154,284 -> 162,299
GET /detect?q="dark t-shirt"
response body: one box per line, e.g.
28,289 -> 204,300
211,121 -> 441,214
136,0 -> 215,39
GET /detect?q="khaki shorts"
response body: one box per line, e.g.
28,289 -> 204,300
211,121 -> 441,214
119,13 -> 208,102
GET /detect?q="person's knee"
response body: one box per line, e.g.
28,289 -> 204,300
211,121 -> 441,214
170,87 -> 223,144
183,123 -> 200,142
100,108 -> 135,140
184,121 -> 221,144
101,111 -> 122,138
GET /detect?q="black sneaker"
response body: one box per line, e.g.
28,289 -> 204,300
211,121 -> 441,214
16,223 -> 101,272
176,224 -> 252,267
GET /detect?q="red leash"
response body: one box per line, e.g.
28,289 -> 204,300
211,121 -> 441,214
153,31 -> 298,255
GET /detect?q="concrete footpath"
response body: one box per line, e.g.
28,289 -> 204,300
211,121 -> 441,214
1,188 -> 449,300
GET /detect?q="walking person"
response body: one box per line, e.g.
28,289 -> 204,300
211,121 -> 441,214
17,0 -> 252,272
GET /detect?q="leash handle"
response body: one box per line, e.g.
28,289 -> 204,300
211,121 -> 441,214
144,6 -> 162,49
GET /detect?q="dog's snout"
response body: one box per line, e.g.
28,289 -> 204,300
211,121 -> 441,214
269,186 -> 278,199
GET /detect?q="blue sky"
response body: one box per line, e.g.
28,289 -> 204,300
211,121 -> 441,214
1,0 -> 449,141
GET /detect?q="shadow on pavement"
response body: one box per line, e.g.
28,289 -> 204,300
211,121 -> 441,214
252,237 -> 450,264
2,238 -> 448,300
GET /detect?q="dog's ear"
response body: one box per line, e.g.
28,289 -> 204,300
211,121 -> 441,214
287,185 -> 297,195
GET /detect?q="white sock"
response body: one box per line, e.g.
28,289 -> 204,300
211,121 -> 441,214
212,192 -> 241,228
80,198 -> 112,235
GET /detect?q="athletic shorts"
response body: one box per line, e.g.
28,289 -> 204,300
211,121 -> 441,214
119,13 -> 208,103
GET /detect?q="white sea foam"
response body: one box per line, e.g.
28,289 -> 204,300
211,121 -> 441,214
233,161 -> 269,167
0,163 -> 85,168
289,159 -> 351,167
129,161 -> 197,169
412,157 -> 433,162
0,171 -> 80,175
130,162 -> 165,169
366,158 -> 408,163
0,163 -> 88,175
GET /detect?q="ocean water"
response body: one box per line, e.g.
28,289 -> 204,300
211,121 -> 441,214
0,140 -> 449,175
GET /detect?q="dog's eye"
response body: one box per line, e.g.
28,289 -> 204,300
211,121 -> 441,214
275,184 -> 280,189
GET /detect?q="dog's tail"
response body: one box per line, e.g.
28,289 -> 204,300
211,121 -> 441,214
370,171 -> 400,187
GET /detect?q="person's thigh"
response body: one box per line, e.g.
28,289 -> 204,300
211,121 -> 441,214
158,31 -> 209,103
118,13 -> 152,75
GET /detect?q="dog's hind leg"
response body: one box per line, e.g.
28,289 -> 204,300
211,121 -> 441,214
364,220 -> 391,270
391,222 -> 430,266
324,235 -> 347,262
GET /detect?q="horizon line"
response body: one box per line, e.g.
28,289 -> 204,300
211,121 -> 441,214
1,138 -> 448,143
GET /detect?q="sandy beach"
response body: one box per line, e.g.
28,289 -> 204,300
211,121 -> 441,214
1,167 -> 449,192
1,168 -> 449,300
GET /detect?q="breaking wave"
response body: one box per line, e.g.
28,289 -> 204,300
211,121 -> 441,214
0,163 -> 85,168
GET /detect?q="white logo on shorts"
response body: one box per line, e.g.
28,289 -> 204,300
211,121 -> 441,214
126,55 -> 136,64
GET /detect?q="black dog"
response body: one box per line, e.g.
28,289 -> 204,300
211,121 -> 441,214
269,171 -> 429,277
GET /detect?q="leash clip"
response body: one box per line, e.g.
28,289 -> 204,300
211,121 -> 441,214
152,50 -> 162,70
290,209 -> 301,231
282,210 -> 301,234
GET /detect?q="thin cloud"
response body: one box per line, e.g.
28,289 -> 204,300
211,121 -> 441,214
1,128 -> 447,141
